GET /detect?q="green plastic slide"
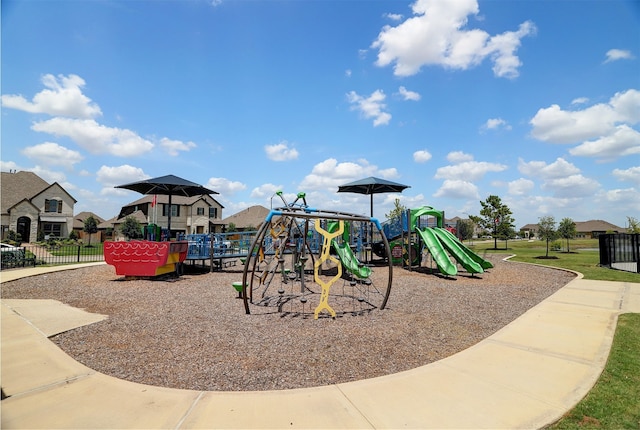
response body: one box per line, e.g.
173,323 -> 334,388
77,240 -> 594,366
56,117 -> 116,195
416,228 -> 457,276
432,228 -> 483,274
332,241 -> 372,279
437,228 -> 494,270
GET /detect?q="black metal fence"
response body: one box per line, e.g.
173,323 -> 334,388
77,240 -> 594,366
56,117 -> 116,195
599,233 -> 639,273
1,243 -> 105,270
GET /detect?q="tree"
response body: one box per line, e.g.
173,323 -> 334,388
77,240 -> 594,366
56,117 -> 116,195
537,216 -> 557,258
120,216 -> 143,240
385,198 -> 407,222
627,216 -> 640,234
470,195 -> 515,249
456,219 -> 474,242
496,222 -> 516,248
83,215 -> 98,247
557,217 -> 577,252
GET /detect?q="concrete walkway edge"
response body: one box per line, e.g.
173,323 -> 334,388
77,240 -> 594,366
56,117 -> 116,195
1,263 -> 639,429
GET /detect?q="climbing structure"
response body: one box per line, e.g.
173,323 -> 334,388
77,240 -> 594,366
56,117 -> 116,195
239,192 -> 393,318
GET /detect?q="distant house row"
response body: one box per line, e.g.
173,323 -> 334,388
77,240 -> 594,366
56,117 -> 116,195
1,171 -> 227,243
519,220 -> 625,239
0,170 -> 628,243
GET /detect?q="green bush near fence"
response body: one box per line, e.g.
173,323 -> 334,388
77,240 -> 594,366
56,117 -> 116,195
48,243 -> 105,257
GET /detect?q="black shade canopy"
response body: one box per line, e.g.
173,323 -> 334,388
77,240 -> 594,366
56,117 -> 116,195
116,174 -> 218,233
338,176 -> 410,217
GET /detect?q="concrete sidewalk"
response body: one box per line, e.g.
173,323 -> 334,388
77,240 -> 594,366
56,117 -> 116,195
1,264 -> 638,429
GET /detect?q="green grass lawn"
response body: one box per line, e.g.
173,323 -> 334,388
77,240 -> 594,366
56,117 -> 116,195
49,243 -> 105,257
546,313 -> 640,429
472,238 -> 638,282
468,238 -> 639,428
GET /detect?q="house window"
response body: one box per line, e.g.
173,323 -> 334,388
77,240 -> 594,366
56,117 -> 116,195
209,207 -> 218,218
197,207 -> 205,216
43,223 -> 62,237
44,199 -> 62,213
162,204 -> 180,217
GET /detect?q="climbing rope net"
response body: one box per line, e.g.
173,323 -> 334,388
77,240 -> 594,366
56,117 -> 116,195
239,193 -> 393,319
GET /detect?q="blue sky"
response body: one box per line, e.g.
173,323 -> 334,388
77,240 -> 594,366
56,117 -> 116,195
2,0 -> 638,229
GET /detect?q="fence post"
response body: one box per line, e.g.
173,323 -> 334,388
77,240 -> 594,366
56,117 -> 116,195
77,245 -> 81,263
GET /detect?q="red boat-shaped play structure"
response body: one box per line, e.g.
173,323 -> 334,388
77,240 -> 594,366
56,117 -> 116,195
104,240 -> 188,277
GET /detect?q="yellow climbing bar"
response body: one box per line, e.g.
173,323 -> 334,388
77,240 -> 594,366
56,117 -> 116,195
313,220 -> 344,319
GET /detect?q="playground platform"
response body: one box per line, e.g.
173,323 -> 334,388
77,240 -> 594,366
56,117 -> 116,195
1,262 -> 639,429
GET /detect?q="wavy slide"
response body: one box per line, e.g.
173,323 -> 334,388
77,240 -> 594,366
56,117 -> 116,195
432,228 -> 484,274
416,228 -> 458,276
437,228 -> 494,270
332,241 -> 372,279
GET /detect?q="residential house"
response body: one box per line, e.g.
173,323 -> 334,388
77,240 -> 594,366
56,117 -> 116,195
220,205 -> 269,232
110,194 -> 224,239
73,211 -> 106,244
574,220 -> 624,238
1,171 -> 77,243
519,220 -> 625,239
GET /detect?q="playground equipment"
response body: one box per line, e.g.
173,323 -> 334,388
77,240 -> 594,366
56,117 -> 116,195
380,206 -> 493,277
239,192 -> 393,318
104,240 -> 188,277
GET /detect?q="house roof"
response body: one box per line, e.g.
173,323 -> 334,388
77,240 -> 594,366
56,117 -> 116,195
520,220 -> 624,232
1,171 -> 50,213
221,205 -> 270,229
123,194 -> 224,208
97,216 -> 118,229
520,223 -> 538,231
112,210 -> 148,225
73,211 -> 107,229
575,220 -> 623,232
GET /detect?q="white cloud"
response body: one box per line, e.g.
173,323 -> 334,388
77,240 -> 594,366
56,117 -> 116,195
518,157 -> 580,179
385,12 -> 403,21
21,142 -> 83,170
569,125 -> 640,159
435,160 -> 507,181
482,117 -> 511,131
371,0 -> 535,78
0,161 -> 22,172
602,188 -> 640,213
433,179 -> 479,199
346,90 -> 391,126
436,152 -> 506,181
265,141 -> 299,161
32,117 -> 154,157
530,89 -> 640,159
345,69 -> 352,77
298,158 -> 398,193
604,48 -> 634,63
517,158 -> 600,199
413,150 -> 432,163
508,178 -> 535,196
159,137 -> 196,156
1,74 -> 102,118
398,86 -> 421,101
250,183 -> 284,199
571,97 -> 589,105
542,174 -> 600,198
206,177 -> 246,196
29,166 -> 68,186
612,166 -> 640,185
96,165 -> 149,195
446,151 -> 474,163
